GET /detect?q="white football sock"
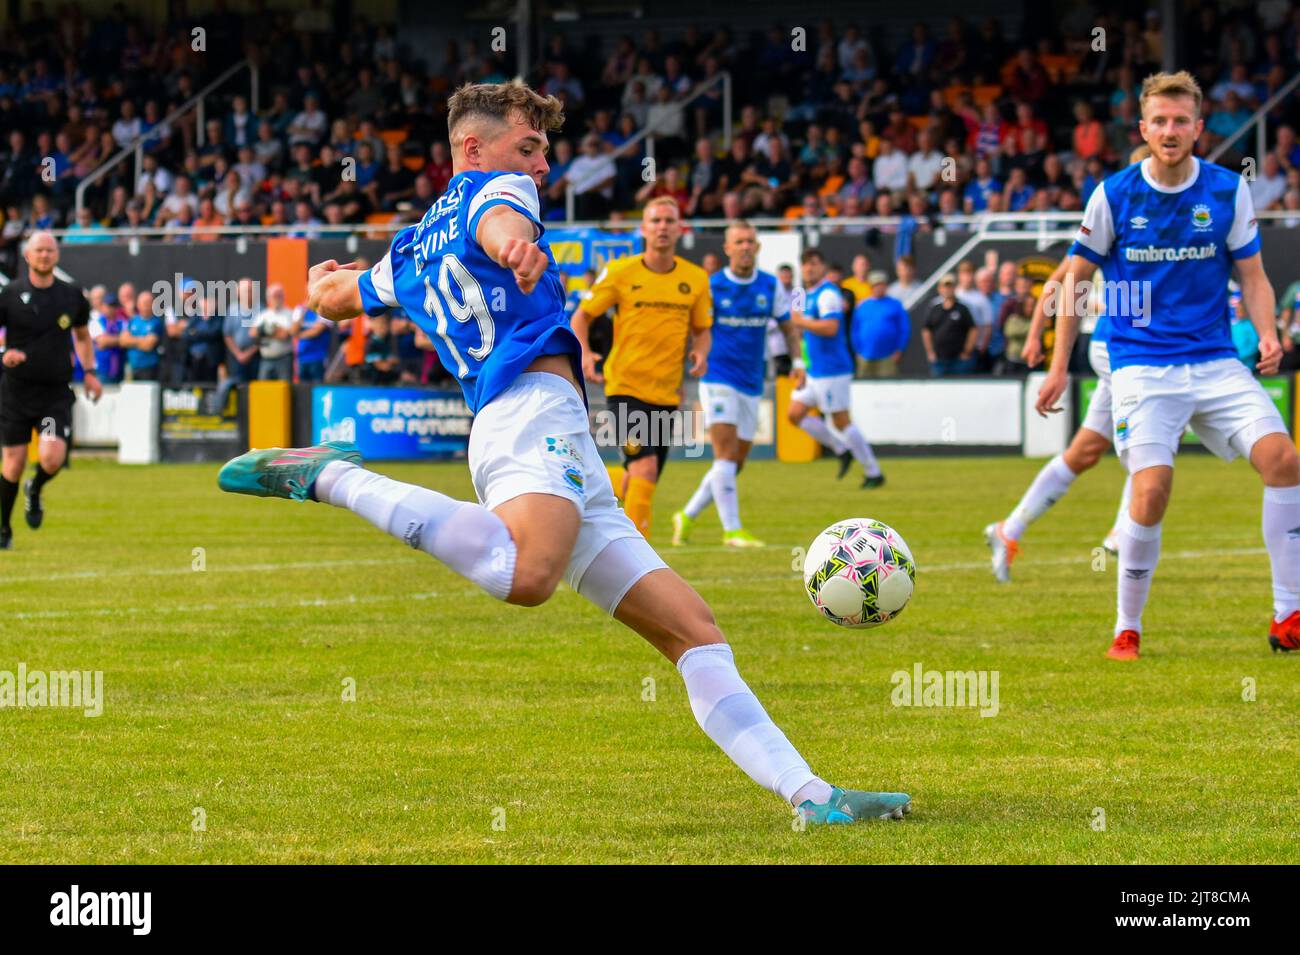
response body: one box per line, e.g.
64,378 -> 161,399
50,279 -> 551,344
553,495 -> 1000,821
1262,484 -> 1300,621
683,471 -> 713,520
1004,453 -> 1078,541
709,459 -> 742,531
315,461 -> 517,600
798,415 -> 846,455
841,423 -> 882,478
1112,475 -> 1133,535
677,643 -> 821,805
1115,514 -> 1161,635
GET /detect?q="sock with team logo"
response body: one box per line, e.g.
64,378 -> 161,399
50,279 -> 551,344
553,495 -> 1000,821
797,415 -> 846,455
677,643 -> 824,805
683,471 -> 713,520
1115,514 -> 1161,635
708,459 -> 742,531
841,424 -> 882,478
1004,453 -> 1077,541
314,461 -> 517,601
1261,484 -> 1300,621
625,477 -> 655,535
0,476 -> 16,531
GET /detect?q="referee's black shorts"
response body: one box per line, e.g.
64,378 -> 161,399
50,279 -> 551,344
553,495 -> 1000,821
0,378 -> 74,447
605,393 -> 677,474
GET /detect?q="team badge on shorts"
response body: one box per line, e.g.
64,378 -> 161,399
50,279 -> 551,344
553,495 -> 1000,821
1115,416 -> 1129,441
545,436 -> 585,495
562,467 -> 583,492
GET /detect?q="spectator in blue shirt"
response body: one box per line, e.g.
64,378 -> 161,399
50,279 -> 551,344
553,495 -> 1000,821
120,290 -> 164,381
850,271 -> 911,378
293,305 -> 333,382
962,156 -> 1001,213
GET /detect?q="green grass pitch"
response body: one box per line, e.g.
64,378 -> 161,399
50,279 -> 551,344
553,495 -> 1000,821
0,452 -> 1295,863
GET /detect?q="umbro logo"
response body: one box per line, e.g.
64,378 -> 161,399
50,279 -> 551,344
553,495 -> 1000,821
1130,216 -> 1148,229
631,284 -> 643,290
1125,568 -> 1150,580
20,292 -> 31,304
1287,526 -> 1300,541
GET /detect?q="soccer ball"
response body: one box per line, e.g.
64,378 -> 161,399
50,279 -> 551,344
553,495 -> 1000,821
803,518 -> 915,629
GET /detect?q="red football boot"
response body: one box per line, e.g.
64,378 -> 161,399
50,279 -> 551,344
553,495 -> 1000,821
1106,629 -> 1141,660
1268,611 -> 1300,653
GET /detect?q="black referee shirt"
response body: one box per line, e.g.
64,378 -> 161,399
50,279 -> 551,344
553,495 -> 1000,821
0,273 -> 90,386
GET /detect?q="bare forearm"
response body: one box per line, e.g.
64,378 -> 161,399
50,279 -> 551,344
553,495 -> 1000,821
73,332 -> 96,371
1245,279 -> 1279,344
691,327 -> 711,356
570,309 -> 593,350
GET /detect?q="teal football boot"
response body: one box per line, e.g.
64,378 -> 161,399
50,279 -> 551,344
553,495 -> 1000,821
217,441 -> 363,502
797,786 -> 912,825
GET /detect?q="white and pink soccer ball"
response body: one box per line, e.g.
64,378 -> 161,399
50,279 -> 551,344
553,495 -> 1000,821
802,518 -> 915,629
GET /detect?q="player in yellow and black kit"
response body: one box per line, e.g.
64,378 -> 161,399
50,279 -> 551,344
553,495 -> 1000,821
571,197 -> 712,535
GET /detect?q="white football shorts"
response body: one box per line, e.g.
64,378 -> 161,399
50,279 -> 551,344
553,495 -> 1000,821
1110,357 -> 1288,472
698,380 -> 761,441
1080,338 -> 1114,438
468,372 -> 666,612
790,373 -> 852,414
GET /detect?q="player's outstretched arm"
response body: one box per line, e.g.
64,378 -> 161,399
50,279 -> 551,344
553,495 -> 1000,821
476,205 -> 548,294
1237,254 -> 1282,374
307,259 -> 364,321
1035,253 -> 1090,417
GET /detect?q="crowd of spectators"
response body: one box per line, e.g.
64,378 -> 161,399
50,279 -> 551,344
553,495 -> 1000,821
2,1 -> 1300,277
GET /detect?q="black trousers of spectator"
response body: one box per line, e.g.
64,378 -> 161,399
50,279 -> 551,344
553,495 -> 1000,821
186,354 -> 223,384
575,192 -> 611,220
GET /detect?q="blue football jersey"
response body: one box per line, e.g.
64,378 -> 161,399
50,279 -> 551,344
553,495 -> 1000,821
703,267 -> 789,396
800,279 -> 853,377
1068,158 -> 1259,369
357,170 -> 581,413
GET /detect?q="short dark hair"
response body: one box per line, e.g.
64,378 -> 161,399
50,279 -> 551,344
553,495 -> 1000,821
447,80 -> 565,147
800,249 -> 825,265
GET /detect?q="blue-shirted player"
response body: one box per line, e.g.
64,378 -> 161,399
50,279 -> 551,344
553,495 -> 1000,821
1037,71 -> 1300,658
671,220 -> 802,548
985,145 -> 1151,583
787,248 -> 884,487
217,81 -> 910,825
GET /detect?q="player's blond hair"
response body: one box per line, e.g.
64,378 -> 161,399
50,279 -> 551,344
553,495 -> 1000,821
1139,71 -> 1202,117
447,80 -> 564,147
642,196 -> 681,218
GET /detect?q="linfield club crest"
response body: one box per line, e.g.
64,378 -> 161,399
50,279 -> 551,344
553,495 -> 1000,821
1191,204 -> 1212,230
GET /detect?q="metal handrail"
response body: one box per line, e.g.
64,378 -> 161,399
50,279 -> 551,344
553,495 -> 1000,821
1207,71 -> 1300,164
565,70 -> 732,222
42,209 -> 1300,243
74,59 -> 258,218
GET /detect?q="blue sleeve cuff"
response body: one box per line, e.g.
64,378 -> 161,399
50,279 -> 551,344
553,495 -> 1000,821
1068,240 -> 1105,265
357,270 -> 392,317
1229,235 -> 1262,261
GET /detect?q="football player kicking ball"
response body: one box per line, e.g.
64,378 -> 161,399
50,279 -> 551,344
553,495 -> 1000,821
1037,71 -> 1300,658
671,220 -> 803,548
986,147 -> 1151,582
218,81 -> 910,824
786,248 -> 885,487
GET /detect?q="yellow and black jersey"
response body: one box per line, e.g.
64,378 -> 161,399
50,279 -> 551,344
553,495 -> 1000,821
581,255 -> 712,407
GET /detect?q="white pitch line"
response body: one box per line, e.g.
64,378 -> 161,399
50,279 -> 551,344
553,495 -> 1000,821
3,546 -> 1270,622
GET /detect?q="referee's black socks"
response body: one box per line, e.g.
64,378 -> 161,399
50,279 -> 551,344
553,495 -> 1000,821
0,476 -> 16,531
29,463 -> 56,496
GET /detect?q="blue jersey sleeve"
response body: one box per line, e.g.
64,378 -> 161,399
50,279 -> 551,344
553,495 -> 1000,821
466,173 -> 545,246
1068,180 -> 1113,266
358,225 -> 413,317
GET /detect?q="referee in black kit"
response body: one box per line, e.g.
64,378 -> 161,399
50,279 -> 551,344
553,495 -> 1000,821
0,231 -> 101,550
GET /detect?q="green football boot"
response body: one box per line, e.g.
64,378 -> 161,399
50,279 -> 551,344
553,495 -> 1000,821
217,441 -> 363,502
722,528 -> 766,548
671,509 -> 694,546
